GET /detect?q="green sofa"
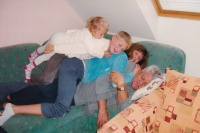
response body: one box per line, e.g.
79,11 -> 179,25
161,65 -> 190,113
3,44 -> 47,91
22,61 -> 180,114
0,35 -> 186,133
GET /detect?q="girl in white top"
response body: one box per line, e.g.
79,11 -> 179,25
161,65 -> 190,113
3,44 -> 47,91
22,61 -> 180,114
24,16 -> 110,81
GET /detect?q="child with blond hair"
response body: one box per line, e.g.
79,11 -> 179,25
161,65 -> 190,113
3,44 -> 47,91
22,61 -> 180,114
25,16 -> 111,81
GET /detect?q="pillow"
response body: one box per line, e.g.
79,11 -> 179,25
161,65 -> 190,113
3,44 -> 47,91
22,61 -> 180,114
131,74 -> 165,100
155,69 -> 200,133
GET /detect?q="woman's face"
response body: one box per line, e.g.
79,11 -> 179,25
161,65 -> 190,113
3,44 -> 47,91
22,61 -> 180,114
129,50 -> 144,64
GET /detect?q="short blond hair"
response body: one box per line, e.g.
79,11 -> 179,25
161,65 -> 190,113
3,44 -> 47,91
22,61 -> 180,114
87,16 -> 109,32
115,31 -> 132,50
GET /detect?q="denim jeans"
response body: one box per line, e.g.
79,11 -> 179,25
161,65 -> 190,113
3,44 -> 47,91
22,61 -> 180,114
9,57 -> 84,118
10,79 -> 59,104
41,57 -> 84,118
0,82 -> 29,102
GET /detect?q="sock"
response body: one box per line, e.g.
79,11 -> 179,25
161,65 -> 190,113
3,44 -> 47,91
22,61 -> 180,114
0,103 -> 14,126
24,61 -> 36,80
28,50 -> 39,62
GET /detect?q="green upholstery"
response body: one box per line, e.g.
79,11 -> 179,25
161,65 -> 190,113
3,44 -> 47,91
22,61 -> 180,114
0,36 -> 186,133
0,43 -> 46,83
140,41 -> 186,73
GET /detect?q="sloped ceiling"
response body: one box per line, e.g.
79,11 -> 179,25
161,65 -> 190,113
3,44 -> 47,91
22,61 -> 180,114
65,0 -> 155,40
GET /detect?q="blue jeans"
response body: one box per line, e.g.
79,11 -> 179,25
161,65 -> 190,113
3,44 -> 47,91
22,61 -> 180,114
41,57 -> 84,117
0,82 -> 29,102
10,79 -> 59,104
8,57 -> 84,118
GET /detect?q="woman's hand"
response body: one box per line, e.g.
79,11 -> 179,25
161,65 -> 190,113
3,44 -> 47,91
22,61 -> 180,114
44,43 -> 54,54
133,64 -> 141,75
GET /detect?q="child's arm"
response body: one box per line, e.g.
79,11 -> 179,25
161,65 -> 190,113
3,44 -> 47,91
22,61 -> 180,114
104,51 -> 111,58
123,64 -> 141,83
82,38 -> 108,58
133,64 -> 141,75
112,64 -> 141,87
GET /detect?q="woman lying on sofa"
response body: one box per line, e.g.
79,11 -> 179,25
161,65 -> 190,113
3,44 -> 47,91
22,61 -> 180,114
0,42 -> 149,127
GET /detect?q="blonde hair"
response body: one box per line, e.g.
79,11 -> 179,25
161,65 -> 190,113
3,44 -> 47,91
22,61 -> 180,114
87,16 -> 109,32
115,31 -> 132,50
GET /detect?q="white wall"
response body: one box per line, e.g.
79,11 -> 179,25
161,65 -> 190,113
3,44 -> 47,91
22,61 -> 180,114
157,17 -> 200,77
1,0 -> 199,77
0,0 -> 84,47
65,0 -> 200,77
65,0 -> 156,41
136,0 -> 158,38
136,0 -> 200,78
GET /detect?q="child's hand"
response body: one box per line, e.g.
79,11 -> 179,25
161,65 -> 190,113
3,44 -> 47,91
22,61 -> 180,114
133,64 -> 141,74
104,51 -> 111,58
44,43 -> 54,54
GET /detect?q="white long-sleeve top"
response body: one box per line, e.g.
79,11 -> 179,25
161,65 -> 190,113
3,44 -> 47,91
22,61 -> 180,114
53,28 -> 109,59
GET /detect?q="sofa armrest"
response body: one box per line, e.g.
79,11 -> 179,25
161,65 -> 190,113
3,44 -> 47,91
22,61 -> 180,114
97,88 -> 164,133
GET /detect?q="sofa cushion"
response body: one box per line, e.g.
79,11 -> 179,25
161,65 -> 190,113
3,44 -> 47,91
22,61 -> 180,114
155,69 -> 200,133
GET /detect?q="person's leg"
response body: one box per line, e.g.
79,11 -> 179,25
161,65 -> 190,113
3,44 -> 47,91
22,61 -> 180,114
33,52 -> 55,66
0,79 -> 59,126
30,54 -> 66,85
0,82 -> 29,103
41,57 -> 84,118
25,31 -> 66,80
36,45 -> 46,55
28,31 -> 65,61
24,61 -> 37,81
28,44 -> 47,63
28,48 -> 41,62
0,57 -> 84,126
0,126 -> 7,133
24,52 -> 55,81
10,78 -> 59,105
0,82 -> 41,126
48,32 -> 66,44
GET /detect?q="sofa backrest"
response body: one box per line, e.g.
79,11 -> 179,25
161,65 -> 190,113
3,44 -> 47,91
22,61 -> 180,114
0,43 -> 46,83
104,34 -> 186,73
139,41 -> 186,73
